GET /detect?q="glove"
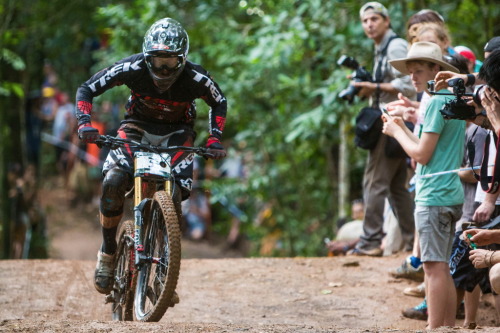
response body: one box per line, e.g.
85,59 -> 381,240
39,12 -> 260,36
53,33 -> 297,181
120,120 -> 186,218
78,123 -> 100,143
206,136 -> 226,160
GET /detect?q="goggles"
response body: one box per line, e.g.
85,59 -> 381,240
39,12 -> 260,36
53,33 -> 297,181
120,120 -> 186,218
148,55 -> 184,79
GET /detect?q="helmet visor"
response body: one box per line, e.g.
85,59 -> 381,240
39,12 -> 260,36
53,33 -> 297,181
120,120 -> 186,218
149,55 -> 183,79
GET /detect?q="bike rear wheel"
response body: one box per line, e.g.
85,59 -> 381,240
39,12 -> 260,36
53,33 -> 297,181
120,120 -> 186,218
111,220 -> 135,321
134,191 -> 181,322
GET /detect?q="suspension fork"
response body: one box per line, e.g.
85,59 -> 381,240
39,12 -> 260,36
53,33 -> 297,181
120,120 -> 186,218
132,175 -> 174,267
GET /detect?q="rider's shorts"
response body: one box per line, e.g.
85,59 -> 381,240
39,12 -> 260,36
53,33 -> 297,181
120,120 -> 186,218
102,123 -> 196,200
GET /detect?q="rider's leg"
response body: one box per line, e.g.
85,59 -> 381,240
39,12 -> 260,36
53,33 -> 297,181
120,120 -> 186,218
99,167 -> 130,254
94,167 -> 130,294
99,213 -> 122,254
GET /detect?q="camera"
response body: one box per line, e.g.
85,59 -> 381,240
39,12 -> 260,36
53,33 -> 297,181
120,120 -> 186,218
427,78 -> 487,120
337,55 -> 373,103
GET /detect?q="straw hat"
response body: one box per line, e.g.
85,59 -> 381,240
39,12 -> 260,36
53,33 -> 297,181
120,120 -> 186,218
389,41 -> 459,75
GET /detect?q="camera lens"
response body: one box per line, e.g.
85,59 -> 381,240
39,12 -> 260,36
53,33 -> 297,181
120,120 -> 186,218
427,80 -> 435,92
473,84 -> 486,107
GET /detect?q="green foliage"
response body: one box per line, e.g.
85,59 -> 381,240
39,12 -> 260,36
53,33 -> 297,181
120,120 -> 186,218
2,0 -> 499,257
0,48 -> 25,97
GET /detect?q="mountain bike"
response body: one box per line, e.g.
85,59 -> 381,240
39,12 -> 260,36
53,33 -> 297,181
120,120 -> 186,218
95,134 -> 213,322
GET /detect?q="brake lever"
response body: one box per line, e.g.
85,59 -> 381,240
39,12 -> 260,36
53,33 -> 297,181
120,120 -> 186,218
201,151 -> 216,160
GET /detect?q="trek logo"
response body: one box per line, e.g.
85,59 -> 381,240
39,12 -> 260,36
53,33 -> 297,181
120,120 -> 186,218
88,60 -> 142,92
172,153 -> 194,174
192,70 -> 225,103
179,178 -> 193,191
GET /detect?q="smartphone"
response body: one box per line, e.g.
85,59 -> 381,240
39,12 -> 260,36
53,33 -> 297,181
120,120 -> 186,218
381,107 -> 392,120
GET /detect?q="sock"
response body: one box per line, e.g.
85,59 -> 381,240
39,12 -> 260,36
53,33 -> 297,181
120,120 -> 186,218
409,256 -> 421,268
101,226 -> 118,255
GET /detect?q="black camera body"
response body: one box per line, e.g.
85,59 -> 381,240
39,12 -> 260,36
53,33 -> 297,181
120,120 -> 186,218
337,55 -> 373,103
427,78 -> 486,120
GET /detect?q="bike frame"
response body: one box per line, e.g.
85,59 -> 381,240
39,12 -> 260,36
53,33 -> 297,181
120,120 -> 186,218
132,151 -> 173,267
96,135 -> 210,269
96,134 -> 212,321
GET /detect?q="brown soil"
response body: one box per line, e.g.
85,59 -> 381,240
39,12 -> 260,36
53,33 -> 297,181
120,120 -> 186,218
1,181 -> 499,332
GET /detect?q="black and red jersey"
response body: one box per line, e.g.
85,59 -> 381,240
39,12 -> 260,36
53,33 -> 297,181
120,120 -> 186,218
75,53 -> 227,139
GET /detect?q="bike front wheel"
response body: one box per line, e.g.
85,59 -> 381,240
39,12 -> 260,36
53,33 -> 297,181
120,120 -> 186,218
134,191 -> 181,322
111,220 -> 135,321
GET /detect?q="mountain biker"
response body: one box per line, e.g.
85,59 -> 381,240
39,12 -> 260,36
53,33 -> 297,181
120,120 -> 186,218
74,18 -> 227,295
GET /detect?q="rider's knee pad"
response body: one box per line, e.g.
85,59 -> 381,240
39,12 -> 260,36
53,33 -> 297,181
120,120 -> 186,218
100,168 -> 130,217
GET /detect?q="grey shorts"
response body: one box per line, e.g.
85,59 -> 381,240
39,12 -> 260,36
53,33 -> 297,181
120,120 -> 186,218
415,205 -> 462,263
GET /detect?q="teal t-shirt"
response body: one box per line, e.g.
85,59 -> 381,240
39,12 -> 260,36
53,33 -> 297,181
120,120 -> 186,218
415,90 -> 465,206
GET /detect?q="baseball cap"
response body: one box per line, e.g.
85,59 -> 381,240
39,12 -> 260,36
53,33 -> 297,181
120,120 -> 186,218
454,46 -> 476,65
359,2 -> 389,20
484,36 -> 500,52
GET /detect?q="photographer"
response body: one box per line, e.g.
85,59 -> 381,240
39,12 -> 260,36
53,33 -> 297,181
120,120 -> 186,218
463,228 -> 500,296
348,2 -> 416,257
434,38 -> 500,130
434,44 -> 500,224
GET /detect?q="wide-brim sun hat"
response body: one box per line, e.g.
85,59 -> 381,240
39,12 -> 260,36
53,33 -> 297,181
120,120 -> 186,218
389,41 -> 459,75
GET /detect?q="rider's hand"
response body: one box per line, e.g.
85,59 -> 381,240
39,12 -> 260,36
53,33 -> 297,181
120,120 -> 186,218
206,137 -> 227,160
78,123 -> 100,144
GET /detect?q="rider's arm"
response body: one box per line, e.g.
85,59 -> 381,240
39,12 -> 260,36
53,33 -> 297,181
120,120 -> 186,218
75,54 -> 139,128
192,66 -> 228,147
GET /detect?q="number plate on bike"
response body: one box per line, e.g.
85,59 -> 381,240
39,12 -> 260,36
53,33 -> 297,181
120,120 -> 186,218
135,152 -> 171,178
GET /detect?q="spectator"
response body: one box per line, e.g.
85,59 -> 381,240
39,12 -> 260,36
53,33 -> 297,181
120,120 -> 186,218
454,45 -> 477,74
464,227 -> 500,296
40,86 -> 57,131
402,40 -> 500,326
182,187 -> 210,240
348,2 -> 416,257
382,41 -> 463,328
410,23 -> 451,54
484,37 -> 500,59
52,92 -> 76,179
326,199 -> 364,255
181,157 -> 211,240
388,13 -> 453,304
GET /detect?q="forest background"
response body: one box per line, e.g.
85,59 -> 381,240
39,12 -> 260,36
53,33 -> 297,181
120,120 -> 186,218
1,0 -> 499,258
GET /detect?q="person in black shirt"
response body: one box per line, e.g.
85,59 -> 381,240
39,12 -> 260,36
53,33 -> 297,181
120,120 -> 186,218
75,18 -> 227,294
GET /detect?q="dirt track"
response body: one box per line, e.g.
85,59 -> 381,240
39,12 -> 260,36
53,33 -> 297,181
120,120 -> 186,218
1,181 -> 498,332
1,254 -> 499,332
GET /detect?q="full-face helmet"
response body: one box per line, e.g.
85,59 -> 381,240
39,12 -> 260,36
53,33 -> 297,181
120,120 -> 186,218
143,18 -> 189,90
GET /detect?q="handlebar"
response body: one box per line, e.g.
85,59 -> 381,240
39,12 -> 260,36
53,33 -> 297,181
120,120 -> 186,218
95,135 -> 215,158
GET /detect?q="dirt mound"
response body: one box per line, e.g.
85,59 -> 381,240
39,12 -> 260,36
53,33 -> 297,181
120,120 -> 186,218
2,178 -> 496,332
0,255 -> 498,332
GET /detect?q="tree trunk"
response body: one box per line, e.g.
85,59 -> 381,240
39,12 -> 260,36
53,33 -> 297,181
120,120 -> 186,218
338,118 -> 349,221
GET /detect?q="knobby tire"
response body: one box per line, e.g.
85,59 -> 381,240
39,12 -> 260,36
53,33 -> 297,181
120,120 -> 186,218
134,191 -> 181,322
111,220 -> 135,321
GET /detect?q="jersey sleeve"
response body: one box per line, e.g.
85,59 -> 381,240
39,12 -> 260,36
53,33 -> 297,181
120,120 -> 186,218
192,69 -> 228,143
75,54 -> 143,126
